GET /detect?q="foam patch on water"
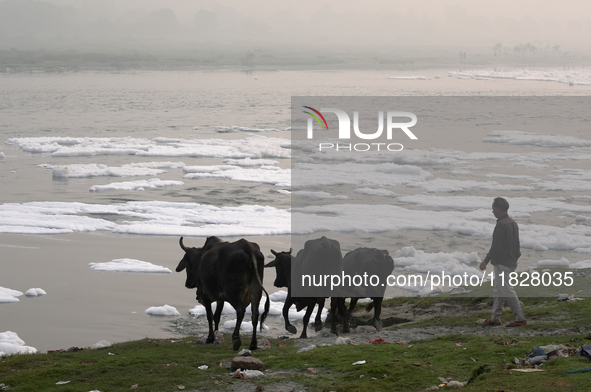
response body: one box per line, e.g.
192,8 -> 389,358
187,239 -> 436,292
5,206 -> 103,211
24,288 -> 46,297
292,203 -> 591,251
388,76 -> 427,80
145,305 -> 180,316
537,258 -> 571,267
407,178 -> 535,193
0,286 -> 23,303
571,260 -> 591,268
396,195 -> 591,214
484,130 -> 591,148
184,165 -> 290,187
448,69 -> 591,86
189,299 -> 284,318
292,191 -> 348,200
394,246 -> 482,277
88,258 -> 172,273
0,201 -> 290,236
355,188 -> 396,196
6,136 -> 290,159
48,163 -> 167,178
294,162 -> 431,187
89,179 -> 184,192
223,158 -> 279,166
0,331 -> 37,356
215,126 -> 279,133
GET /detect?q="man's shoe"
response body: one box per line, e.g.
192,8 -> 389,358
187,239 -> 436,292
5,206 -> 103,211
483,319 -> 501,326
505,320 -> 527,327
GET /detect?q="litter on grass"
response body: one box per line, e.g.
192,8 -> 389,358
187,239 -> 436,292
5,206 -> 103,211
352,360 -> 366,365
232,369 -> 264,378
562,368 -> 591,374
297,344 -> 316,353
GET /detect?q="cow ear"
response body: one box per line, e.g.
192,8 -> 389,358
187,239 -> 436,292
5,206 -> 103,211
176,256 -> 188,272
271,249 -> 278,256
288,248 -> 292,255
265,259 -> 278,268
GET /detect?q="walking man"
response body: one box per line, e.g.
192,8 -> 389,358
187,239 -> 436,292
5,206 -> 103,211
479,197 -> 527,327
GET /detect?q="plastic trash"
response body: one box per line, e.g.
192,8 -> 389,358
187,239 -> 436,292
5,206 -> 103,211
527,355 -> 547,365
198,365 -> 208,370
352,360 -> 366,365
446,380 -> 466,388
56,381 -> 70,385
562,368 -> 591,374
91,340 -> 112,350
297,344 -> 316,353
232,369 -> 264,378
238,349 -> 252,357
257,338 -> 271,349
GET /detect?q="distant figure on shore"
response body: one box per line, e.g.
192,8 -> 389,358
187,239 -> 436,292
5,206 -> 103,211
479,197 -> 527,328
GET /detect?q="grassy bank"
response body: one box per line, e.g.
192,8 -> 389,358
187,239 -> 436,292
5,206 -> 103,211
1,334 -> 589,391
2,296 -> 591,392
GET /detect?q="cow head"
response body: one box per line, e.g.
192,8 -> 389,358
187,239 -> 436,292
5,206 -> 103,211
265,248 -> 292,288
176,237 -> 200,289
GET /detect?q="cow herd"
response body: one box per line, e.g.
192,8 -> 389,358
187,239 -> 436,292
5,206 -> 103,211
176,236 -> 395,351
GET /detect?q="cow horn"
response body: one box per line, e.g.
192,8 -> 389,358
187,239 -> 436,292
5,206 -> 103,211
288,247 -> 292,255
271,249 -> 278,256
179,237 -> 188,251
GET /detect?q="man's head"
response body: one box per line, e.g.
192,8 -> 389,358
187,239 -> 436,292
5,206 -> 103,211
492,197 -> 509,218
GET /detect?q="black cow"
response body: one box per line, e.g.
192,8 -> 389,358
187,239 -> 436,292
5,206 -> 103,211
176,236 -> 270,351
265,236 -> 348,338
341,248 -> 394,331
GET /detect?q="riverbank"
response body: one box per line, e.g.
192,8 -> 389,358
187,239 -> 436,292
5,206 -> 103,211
2,296 -> 590,392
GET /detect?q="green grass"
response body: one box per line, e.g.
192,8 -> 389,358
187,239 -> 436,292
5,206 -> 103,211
1,333 -> 590,391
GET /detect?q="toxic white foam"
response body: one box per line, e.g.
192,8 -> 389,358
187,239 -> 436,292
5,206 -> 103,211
89,259 -> 172,273
484,130 -> 591,148
0,331 -> 37,356
145,305 -> 180,316
448,69 -> 591,86
89,179 -> 184,192
6,136 -> 291,159
0,286 -> 23,303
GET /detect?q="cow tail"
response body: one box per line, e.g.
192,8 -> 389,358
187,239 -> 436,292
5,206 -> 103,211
250,249 -> 270,331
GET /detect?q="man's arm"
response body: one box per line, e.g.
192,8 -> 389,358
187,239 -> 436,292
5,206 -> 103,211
480,223 -> 505,270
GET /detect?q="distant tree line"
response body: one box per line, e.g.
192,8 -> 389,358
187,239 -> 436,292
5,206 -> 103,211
492,42 -> 575,58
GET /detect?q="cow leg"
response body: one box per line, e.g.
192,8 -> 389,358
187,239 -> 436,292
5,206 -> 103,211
372,297 -> 384,331
314,298 -> 325,332
347,297 -> 360,318
232,305 -> 245,351
202,300 -> 216,344
339,297 -> 350,334
299,303 -> 315,339
213,300 -> 224,331
248,290 -> 263,350
283,295 -> 297,335
330,297 -> 349,334
329,298 -> 339,334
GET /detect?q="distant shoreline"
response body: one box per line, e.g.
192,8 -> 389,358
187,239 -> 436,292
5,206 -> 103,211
1,45 -> 589,74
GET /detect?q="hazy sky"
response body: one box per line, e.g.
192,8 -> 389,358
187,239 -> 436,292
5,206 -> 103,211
2,0 -> 591,49
48,0 -> 591,23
